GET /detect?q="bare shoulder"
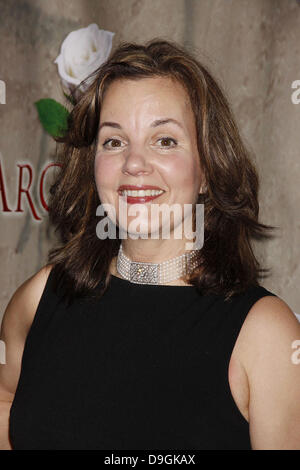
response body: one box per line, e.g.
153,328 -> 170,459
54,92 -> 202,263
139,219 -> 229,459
0,264 -> 54,394
233,294 -> 300,376
237,294 -> 300,359
247,293 -> 299,327
234,294 -> 300,449
1,263 -> 54,337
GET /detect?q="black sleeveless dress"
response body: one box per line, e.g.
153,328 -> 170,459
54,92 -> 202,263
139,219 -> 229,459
9,269 -> 276,450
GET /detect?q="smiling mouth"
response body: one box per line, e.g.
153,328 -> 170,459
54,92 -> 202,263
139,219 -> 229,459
118,189 -> 165,203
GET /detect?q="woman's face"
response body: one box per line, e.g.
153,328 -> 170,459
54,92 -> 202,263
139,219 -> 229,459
94,76 -> 204,239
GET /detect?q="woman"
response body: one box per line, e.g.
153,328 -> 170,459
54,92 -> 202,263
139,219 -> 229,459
1,39 -> 300,450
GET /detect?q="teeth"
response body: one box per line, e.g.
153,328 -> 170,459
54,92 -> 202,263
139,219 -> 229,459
120,189 -> 164,197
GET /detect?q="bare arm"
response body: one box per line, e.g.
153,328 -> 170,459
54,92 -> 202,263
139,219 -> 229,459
0,265 -> 53,449
240,296 -> 300,449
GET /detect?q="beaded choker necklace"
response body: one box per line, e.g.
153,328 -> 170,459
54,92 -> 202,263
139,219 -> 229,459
116,243 -> 199,285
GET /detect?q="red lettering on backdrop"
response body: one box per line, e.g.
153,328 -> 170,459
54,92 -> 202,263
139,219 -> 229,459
16,164 -> 41,221
39,162 -> 62,211
0,161 -> 12,212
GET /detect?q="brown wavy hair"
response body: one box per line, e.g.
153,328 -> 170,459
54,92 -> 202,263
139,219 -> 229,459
47,38 -> 276,304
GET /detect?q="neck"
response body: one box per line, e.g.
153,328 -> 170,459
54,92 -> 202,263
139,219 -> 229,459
118,238 -> 194,264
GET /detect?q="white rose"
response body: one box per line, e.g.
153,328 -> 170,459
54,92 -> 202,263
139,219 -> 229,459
54,23 -> 114,94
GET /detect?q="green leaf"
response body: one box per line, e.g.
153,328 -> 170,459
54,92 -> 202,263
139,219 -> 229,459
34,98 -> 70,138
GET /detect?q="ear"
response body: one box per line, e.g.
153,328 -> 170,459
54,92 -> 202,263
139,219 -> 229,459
198,182 -> 207,194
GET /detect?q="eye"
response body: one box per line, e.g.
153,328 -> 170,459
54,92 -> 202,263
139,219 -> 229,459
156,137 -> 178,148
102,138 -> 125,149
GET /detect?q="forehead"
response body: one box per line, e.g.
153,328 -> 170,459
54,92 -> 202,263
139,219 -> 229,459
101,76 -> 192,117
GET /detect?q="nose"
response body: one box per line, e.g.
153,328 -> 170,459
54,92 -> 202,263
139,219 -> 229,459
122,147 -> 153,177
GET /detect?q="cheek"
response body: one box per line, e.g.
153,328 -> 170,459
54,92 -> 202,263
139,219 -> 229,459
161,155 -> 199,191
94,154 -> 119,190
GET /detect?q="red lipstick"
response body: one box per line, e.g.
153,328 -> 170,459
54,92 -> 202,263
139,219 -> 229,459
118,185 -> 165,204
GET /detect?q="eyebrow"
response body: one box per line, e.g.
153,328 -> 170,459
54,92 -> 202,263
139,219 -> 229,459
98,118 -> 184,131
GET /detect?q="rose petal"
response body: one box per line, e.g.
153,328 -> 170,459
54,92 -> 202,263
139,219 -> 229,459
54,24 -> 115,92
